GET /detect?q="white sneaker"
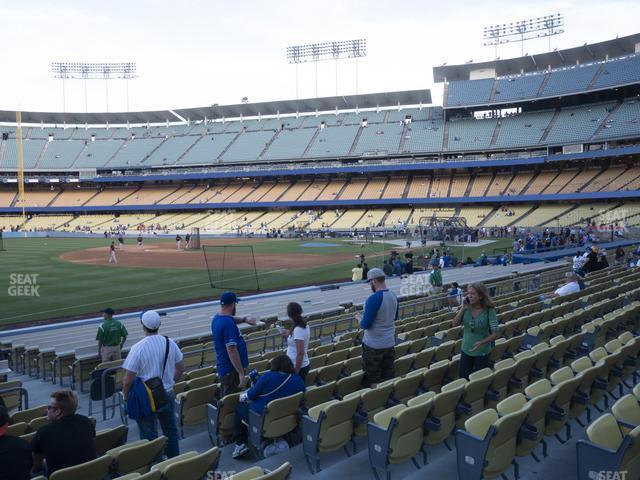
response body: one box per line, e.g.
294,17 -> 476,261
232,443 -> 249,459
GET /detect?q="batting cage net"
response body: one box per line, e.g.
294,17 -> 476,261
187,227 -> 201,250
202,244 -> 260,291
418,216 -> 470,243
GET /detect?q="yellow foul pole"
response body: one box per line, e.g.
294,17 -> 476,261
16,111 -> 25,224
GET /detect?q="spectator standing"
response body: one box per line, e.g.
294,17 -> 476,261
212,292 -> 257,397
573,252 -> 587,276
351,264 -> 363,282
0,406 -> 31,480
361,262 -> 370,280
283,302 -> 310,380
356,268 -> 398,387
404,257 -> 414,275
453,283 -> 500,379
32,390 -> 96,476
382,260 -> 393,277
122,311 -> 184,458
429,263 -> 443,293
231,355 -> 305,459
96,307 -> 128,362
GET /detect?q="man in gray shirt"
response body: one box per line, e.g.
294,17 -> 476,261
355,268 -> 398,387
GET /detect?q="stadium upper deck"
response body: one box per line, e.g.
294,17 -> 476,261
0,36 -> 637,177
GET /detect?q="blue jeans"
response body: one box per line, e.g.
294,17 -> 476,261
234,401 -> 251,445
136,392 -> 180,458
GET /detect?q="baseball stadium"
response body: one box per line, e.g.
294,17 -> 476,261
1,4 -> 640,480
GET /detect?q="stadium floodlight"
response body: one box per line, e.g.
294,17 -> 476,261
51,62 -> 138,113
483,13 -> 564,56
286,39 -> 367,98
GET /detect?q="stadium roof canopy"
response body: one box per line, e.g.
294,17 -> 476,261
174,89 -> 431,120
0,89 -> 431,126
433,32 -> 640,82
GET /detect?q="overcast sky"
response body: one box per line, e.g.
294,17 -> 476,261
1,0 -> 639,113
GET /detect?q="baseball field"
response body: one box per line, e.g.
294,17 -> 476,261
0,236 -> 512,327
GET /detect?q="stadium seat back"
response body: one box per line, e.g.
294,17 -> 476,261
163,447 -> 220,480
48,455 -> 113,480
261,391 -> 304,439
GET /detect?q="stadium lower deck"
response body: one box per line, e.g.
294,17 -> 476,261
2,258 -> 640,479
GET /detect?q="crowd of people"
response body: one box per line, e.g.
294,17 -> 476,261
2,241 -> 635,477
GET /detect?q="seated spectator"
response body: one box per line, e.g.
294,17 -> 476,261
549,272 -> 582,298
232,355 -> 305,459
0,406 -> 32,480
32,390 -> 96,476
447,282 -> 462,309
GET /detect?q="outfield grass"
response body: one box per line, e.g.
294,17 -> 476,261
0,236 -> 513,327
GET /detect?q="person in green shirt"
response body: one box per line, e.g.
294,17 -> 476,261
452,282 -> 500,379
96,308 -> 128,362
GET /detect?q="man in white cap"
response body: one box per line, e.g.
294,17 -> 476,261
122,310 -> 184,458
355,267 -> 398,387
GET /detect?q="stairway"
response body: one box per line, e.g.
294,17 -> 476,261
488,119 -> 502,147
397,122 -> 410,153
590,102 -> 622,140
302,128 -> 321,158
586,64 -> 605,90
536,72 -> 551,97
34,141 -> 49,169
216,131 -> 242,160
257,129 -> 281,160
442,121 -> 450,151
488,79 -> 499,103
174,133 -> 206,165
348,126 -> 364,155
507,205 -> 537,227
463,176 -> 475,197
538,109 -> 561,143
442,83 -> 449,108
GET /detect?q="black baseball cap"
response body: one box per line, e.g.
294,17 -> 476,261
101,307 -> 115,316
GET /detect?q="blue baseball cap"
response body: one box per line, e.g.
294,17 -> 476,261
220,292 -> 240,305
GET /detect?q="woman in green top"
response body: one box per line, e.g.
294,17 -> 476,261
452,282 -> 500,379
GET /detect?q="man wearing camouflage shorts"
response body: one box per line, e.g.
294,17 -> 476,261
355,268 -> 398,387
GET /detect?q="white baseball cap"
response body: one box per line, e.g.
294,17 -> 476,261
141,310 -> 161,330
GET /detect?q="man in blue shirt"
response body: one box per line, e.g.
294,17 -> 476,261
212,292 -> 257,396
355,268 -> 398,387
